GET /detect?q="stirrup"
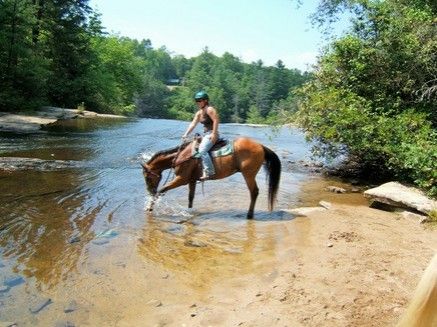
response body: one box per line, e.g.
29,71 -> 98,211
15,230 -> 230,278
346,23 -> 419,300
199,173 -> 213,181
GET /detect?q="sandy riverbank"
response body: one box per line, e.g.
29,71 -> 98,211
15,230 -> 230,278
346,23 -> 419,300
0,107 -> 126,133
15,198 -> 435,327
103,202 -> 434,327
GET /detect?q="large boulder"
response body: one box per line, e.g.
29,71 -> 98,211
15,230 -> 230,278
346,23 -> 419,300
0,107 -> 125,133
364,182 -> 437,215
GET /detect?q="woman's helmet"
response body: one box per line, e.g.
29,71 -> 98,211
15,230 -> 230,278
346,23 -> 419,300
194,90 -> 209,101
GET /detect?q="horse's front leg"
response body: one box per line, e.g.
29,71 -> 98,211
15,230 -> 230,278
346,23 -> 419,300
188,180 -> 196,208
158,176 -> 187,195
146,177 -> 186,212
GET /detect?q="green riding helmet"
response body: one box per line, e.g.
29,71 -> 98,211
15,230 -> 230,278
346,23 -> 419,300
194,90 -> 209,101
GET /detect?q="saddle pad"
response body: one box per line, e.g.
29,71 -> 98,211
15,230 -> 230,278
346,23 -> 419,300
192,141 -> 234,158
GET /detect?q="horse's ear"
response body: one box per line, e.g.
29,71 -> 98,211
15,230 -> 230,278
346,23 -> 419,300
141,163 -> 149,172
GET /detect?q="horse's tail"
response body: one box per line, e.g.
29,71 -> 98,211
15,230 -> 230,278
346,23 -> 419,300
263,146 -> 281,211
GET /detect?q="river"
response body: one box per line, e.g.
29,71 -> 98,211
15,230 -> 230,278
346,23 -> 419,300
0,118 -> 362,326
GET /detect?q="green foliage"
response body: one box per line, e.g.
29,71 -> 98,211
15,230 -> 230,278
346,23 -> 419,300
89,35 -> 144,112
167,87 -> 197,120
77,102 -> 85,113
0,0 -> 50,111
246,106 -> 265,124
135,76 -> 170,117
0,0 -> 309,123
292,0 -> 437,196
167,49 -> 308,122
428,210 -> 437,223
116,104 -> 136,117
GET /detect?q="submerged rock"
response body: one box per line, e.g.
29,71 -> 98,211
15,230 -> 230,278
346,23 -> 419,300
326,186 -> 347,194
95,229 -> 119,239
401,211 -> 430,224
184,240 -> 208,248
68,236 -> 81,244
29,298 -> 52,314
64,300 -> 78,313
364,182 -> 437,215
0,285 -> 10,293
284,207 -> 327,217
54,320 -> 75,327
91,239 -> 110,245
0,157 -> 80,171
319,201 -> 332,210
92,229 -> 118,245
2,275 -> 24,288
0,322 -> 17,327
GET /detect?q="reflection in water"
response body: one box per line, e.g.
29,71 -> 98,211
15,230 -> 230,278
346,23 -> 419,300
0,170 -> 98,289
137,210 -> 289,296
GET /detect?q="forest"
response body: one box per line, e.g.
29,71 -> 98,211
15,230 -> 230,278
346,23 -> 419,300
290,0 -> 436,196
0,0 -> 435,196
0,0 -> 309,123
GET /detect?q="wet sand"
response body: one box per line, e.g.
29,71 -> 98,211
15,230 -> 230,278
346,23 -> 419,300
16,197 -> 435,326
119,205 -> 436,327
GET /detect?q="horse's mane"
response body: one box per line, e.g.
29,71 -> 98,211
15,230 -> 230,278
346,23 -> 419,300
147,142 -> 190,164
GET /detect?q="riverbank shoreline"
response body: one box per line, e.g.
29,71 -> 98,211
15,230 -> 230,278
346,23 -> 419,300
120,202 -> 437,327
0,107 -> 126,133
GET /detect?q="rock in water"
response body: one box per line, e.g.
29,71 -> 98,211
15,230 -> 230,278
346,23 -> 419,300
283,207 -> 327,217
30,298 -> 52,314
364,182 -> 437,215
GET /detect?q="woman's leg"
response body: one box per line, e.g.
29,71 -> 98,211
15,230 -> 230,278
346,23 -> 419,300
198,134 -> 215,178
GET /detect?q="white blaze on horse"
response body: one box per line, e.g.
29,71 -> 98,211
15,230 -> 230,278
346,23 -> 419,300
141,137 -> 281,219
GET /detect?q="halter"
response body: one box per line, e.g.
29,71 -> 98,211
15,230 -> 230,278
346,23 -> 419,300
145,139 -> 191,189
144,169 -> 160,178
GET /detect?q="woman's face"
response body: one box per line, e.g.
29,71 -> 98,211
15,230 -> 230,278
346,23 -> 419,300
196,99 -> 206,108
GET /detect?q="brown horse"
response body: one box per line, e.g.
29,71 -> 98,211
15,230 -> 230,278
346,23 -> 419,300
141,137 -> 281,218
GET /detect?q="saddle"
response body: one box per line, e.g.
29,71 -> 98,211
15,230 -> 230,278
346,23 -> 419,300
173,137 -> 233,167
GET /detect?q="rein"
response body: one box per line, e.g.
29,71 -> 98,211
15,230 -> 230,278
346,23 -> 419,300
162,139 -> 189,186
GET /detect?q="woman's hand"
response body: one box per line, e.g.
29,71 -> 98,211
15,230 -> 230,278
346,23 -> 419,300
211,132 -> 218,144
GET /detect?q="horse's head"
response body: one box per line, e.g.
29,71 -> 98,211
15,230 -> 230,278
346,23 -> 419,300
141,163 -> 162,196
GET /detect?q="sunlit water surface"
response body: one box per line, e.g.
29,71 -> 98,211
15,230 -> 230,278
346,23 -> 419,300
0,118 -> 364,326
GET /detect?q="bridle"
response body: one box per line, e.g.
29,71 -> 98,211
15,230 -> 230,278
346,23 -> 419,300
142,139 -> 189,192
144,169 -> 160,178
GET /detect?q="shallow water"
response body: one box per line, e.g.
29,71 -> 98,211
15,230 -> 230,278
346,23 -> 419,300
0,118 -> 365,326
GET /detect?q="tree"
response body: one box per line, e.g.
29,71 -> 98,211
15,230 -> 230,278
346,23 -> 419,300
0,0 -> 49,110
43,0 -> 95,108
292,0 -> 437,195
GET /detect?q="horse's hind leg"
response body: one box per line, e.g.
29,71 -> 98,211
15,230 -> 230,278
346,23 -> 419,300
242,172 -> 259,219
188,180 -> 196,208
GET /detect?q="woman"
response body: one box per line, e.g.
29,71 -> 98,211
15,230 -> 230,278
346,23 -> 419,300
182,90 -> 220,181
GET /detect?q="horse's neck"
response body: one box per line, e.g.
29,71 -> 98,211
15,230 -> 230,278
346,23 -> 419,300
152,153 -> 176,171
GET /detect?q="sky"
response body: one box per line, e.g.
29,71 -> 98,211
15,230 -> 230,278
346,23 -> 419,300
90,0 -> 350,71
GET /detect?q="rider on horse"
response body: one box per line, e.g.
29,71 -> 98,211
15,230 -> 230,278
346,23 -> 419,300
182,91 -> 220,181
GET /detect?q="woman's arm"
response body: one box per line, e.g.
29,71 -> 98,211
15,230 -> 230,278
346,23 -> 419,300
182,111 -> 200,138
